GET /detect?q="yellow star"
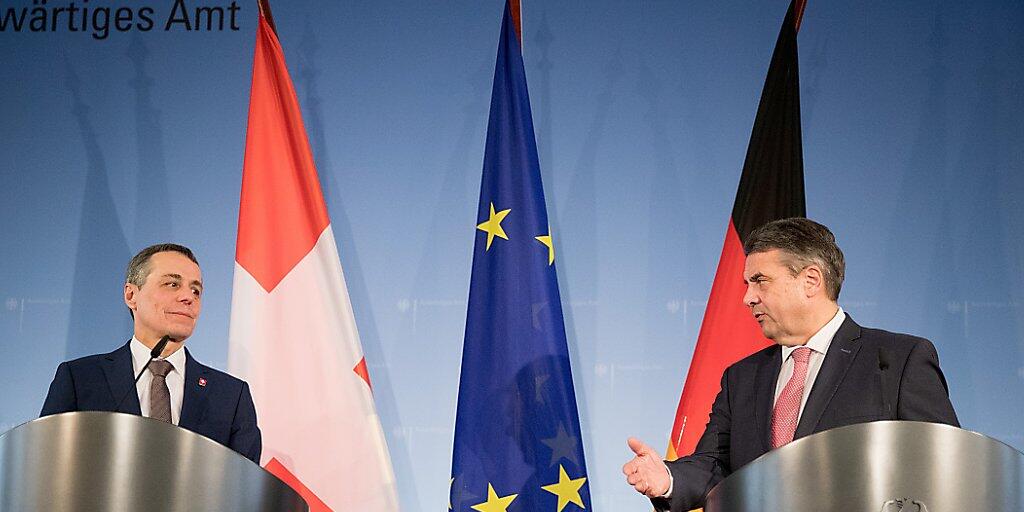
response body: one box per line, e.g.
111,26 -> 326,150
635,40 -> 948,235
449,477 -> 454,510
535,233 -> 554,265
476,202 -> 512,250
470,483 -> 518,512
541,465 -> 586,512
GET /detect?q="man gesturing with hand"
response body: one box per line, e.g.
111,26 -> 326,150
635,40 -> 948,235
622,437 -> 672,498
622,219 -> 958,511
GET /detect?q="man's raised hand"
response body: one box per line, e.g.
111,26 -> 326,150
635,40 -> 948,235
622,437 -> 671,498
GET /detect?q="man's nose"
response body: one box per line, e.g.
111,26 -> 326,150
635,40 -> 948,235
742,284 -> 757,307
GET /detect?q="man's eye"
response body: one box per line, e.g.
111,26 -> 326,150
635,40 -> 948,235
166,282 -> 178,288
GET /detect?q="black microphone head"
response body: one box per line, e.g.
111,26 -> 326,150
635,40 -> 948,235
150,335 -> 172,359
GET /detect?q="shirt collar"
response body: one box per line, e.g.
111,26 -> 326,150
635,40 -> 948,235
781,307 -> 846,361
130,337 -> 186,374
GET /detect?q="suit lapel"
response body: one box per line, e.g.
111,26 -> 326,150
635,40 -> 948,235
754,345 -> 782,453
794,316 -> 863,439
103,341 -> 141,415
178,349 -> 210,431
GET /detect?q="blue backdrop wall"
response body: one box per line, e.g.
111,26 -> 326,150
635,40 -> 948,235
1,0 -> 1022,509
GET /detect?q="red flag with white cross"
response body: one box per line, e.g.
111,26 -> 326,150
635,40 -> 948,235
228,4 -> 398,510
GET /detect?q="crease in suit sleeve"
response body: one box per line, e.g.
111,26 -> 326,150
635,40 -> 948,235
652,369 -> 733,512
895,338 -> 959,427
40,362 -> 77,417
229,381 -> 262,464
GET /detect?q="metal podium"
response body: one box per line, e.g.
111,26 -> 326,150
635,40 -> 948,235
705,421 -> 1024,511
0,412 -> 308,511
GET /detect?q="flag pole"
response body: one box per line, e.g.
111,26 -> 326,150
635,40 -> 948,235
794,0 -> 807,32
509,0 -> 522,49
257,0 -> 278,35
518,0 -> 524,54
666,0 -> 809,463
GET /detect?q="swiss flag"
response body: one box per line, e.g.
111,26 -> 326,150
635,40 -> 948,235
228,9 -> 399,511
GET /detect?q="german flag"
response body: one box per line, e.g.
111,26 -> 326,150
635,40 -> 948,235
668,0 -> 808,462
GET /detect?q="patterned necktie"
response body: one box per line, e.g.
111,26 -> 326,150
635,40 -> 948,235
771,346 -> 812,448
148,359 -> 173,423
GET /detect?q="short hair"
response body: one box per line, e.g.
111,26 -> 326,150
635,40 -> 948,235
126,243 -> 199,288
743,218 -> 845,300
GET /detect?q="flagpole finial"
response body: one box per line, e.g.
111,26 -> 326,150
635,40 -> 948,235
258,0 -> 279,35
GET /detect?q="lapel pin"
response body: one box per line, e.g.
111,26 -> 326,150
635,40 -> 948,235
198,377 -> 208,387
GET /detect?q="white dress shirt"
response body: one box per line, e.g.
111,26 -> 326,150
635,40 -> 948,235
661,307 -> 847,498
130,337 -> 185,425
773,307 -> 846,419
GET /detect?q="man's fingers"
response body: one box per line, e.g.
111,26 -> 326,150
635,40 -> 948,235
636,478 -> 649,496
625,437 -> 669,498
627,436 -> 652,457
631,480 -> 644,494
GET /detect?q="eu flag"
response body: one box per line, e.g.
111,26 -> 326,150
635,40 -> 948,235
449,2 -> 591,512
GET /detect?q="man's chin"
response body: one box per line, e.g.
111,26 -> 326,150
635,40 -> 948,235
764,331 -> 787,345
164,329 -> 193,343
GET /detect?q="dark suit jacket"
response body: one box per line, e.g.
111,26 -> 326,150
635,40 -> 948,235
655,316 -> 959,512
40,342 -> 262,464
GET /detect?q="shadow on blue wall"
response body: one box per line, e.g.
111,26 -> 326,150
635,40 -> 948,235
295,20 -> 424,506
941,28 -> 1021,439
63,57 -> 133,359
128,34 -> 172,247
542,37 -> 615,463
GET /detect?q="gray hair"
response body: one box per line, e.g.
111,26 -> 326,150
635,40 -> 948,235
125,243 -> 198,287
743,218 -> 845,300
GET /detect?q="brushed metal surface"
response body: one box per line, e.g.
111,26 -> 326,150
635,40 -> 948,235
705,421 -> 1024,512
0,412 -> 307,512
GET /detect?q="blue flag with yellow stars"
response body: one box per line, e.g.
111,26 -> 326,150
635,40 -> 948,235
449,2 -> 591,512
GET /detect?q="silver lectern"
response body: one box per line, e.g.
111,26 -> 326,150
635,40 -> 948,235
0,412 -> 308,511
705,421 -> 1024,511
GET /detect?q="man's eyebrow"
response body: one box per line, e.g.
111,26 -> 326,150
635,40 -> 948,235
160,274 -> 202,290
746,272 -> 765,282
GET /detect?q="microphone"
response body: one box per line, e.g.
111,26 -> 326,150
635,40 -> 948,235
113,335 -> 172,414
149,335 -> 172,359
877,347 -> 891,416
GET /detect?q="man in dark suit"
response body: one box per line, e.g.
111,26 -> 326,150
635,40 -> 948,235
40,243 -> 261,464
622,218 -> 958,511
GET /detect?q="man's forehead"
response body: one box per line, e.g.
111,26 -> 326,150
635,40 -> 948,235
744,249 -> 784,274
148,252 -> 202,277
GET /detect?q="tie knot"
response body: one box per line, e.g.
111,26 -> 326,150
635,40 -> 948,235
149,359 -> 173,378
792,346 -> 812,365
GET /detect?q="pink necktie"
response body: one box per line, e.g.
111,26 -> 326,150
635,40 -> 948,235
771,347 -> 811,448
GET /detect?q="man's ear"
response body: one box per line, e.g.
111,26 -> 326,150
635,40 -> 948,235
802,264 -> 825,298
124,283 -> 138,311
